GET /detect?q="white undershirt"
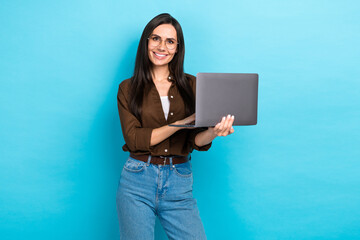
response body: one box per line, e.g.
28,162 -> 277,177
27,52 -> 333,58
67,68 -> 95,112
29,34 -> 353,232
160,96 -> 170,120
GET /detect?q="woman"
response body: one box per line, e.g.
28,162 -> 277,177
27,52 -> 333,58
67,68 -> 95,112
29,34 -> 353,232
116,13 -> 234,240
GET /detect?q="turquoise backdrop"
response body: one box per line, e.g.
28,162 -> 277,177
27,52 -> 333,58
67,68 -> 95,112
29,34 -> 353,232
1,0 -> 359,239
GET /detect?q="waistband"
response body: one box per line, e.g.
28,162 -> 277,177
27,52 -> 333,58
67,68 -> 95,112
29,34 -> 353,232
129,154 -> 189,165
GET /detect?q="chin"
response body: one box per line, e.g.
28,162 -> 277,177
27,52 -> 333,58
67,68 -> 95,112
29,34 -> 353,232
151,59 -> 173,67
152,61 -> 169,67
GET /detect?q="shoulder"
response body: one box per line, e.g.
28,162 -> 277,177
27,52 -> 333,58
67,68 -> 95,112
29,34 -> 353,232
118,78 -> 132,94
119,78 -> 131,90
185,73 -> 196,82
117,78 -> 132,102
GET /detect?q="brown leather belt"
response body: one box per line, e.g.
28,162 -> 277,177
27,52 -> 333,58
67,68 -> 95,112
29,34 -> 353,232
130,154 -> 188,165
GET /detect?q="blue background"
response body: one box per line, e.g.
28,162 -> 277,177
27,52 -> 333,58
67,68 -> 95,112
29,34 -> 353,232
1,0 -> 359,239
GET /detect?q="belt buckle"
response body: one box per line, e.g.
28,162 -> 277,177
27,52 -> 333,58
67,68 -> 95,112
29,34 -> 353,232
159,156 -> 167,166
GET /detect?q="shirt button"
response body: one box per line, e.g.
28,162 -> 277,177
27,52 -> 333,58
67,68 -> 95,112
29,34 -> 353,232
165,149 -> 168,152
170,112 -> 173,116
170,95 -> 174,99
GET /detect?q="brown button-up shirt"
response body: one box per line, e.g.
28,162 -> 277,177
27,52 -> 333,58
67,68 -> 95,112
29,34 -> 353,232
117,73 -> 212,156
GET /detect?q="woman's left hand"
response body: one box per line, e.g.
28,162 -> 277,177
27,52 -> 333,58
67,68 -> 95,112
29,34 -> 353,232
209,114 -> 235,137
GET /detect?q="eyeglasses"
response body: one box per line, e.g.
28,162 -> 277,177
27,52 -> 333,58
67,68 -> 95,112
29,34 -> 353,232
147,34 -> 179,50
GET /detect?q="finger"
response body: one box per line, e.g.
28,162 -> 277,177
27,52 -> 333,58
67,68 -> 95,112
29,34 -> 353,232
184,114 -> 195,124
188,114 -> 195,122
221,115 -> 232,136
230,115 -> 235,125
224,114 -> 233,130
229,126 -> 235,134
217,116 -> 226,134
228,115 -> 235,134
223,115 -> 235,135
212,123 -> 220,134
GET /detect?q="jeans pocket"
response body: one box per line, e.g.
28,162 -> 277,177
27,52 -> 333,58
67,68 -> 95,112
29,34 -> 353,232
173,161 -> 192,178
123,157 -> 146,173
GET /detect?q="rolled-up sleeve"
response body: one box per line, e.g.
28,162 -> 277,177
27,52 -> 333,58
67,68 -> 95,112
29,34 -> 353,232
117,84 -> 152,152
188,127 -> 212,152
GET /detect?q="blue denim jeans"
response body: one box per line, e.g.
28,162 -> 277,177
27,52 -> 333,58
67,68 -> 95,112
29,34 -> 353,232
116,155 -> 207,240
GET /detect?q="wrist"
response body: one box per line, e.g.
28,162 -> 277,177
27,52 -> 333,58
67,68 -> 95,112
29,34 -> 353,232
169,121 -> 183,130
207,127 -> 218,139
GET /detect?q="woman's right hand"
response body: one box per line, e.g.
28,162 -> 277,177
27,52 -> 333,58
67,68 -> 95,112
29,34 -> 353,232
172,113 -> 195,129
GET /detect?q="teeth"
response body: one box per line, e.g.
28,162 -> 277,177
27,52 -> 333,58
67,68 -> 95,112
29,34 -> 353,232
154,52 -> 166,57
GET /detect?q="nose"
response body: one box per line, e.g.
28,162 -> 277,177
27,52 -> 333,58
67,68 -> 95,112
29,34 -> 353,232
157,40 -> 166,51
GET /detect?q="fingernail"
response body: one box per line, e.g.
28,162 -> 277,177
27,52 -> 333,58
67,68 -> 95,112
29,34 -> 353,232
222,117 -> 225,121
232,115 -> 234,119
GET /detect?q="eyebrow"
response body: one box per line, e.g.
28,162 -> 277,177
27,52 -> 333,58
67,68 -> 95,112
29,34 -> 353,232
150,34 -> 177,41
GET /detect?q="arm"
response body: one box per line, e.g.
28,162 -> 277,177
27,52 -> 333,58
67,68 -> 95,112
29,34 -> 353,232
118,84 -> 196,149
150,125 -> 179,146
151,114 -> 196,146
149,125 -> 181,146
117,85 -> 152,151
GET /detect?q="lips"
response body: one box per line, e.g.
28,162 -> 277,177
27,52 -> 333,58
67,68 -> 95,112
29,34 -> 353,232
153,51 -> 168,60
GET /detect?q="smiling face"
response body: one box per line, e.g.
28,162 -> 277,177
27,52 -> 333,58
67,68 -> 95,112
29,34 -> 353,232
148,24 -> 178,68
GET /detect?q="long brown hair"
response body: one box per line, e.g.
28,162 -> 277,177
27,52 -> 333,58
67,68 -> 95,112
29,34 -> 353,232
129,13 -> 195,121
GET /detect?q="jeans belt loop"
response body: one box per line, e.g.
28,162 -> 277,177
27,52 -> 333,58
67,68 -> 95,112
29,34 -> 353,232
146,155 -> 151,166
159,156 -> 167,166
169,157 -> 173,170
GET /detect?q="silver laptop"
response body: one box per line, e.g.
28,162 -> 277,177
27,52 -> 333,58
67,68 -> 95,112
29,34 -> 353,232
169,73 -> 259,127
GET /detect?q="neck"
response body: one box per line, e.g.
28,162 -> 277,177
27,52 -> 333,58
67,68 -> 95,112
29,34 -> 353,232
151,65 -> 170,82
